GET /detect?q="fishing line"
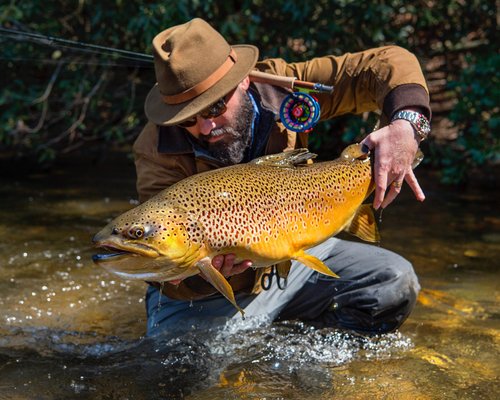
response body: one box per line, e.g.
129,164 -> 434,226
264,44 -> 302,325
0,56 -> 154,68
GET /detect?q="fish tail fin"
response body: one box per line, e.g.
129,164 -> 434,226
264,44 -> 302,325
340,143 -> 370,162
293,250 -> 339,278
196,258 -> 244,317
412,149 -> 424,169
344,204 -> 380,243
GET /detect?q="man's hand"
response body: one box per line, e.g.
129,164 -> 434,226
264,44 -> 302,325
361,119 -> 426,209
210,254 -> 253,277
167,254 -> 253,286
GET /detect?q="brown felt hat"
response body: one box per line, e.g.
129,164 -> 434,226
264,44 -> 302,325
145,18 -> 259,126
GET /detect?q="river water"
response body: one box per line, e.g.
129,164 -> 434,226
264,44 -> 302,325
0,152 -> 498,399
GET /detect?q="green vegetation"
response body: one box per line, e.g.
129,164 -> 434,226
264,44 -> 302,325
0,0 -> 497,184
436,54 -> 499,184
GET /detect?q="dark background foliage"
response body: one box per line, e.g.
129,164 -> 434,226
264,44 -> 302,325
0,0 -> 498,184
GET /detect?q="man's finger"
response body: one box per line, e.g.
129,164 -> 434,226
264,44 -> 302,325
232,260 -> 253,275
405,169 -> 426,202
211,255 -> 224,269
360,136 -> 375,152
220,253 -> 236,276
373,168 -> 389,210
381,177 -> 404,209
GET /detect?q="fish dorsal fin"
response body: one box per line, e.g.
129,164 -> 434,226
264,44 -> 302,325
344,204 -> 380,243
292,250 -> 339,278
196,257 -> 244,316
251,148 -> 316,168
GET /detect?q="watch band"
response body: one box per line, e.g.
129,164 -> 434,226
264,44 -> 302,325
391,110 -> 431,141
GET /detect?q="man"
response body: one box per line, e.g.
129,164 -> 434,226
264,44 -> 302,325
133,18 -> 431,335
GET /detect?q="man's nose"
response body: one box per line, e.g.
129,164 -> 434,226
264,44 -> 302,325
198,117 -> 217,135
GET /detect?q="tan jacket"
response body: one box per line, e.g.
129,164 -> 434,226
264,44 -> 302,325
133,46 -> 430,300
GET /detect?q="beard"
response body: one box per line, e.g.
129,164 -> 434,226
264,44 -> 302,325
201,90 -> 254,165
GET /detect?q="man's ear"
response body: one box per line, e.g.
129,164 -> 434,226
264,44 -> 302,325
239,76 -> 251,90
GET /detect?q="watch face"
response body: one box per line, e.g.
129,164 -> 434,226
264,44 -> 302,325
416,115 -> 430,135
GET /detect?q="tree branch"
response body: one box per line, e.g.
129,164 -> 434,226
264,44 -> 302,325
43,70 -> 107,147
14,61 -> 63,134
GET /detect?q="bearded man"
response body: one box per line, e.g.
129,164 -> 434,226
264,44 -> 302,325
133,18 -> 430,336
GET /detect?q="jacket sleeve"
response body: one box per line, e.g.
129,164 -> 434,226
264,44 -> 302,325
132,121 -> 190,203
256,45 -> 431,122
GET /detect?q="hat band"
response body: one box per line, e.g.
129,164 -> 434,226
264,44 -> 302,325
162,49 -> 238,105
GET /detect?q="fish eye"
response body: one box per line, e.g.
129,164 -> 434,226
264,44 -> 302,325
128,226 -> 145,239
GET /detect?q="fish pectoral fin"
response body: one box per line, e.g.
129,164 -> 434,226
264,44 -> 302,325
344,204 -> 380,243
196,257 -> 244,317
276,260 -> 292,279
292,251 -> 339,278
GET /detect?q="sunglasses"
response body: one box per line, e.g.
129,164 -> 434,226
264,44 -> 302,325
177,96 -> 229,128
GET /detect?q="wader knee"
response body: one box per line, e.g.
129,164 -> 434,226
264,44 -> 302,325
324,259 -> 420,333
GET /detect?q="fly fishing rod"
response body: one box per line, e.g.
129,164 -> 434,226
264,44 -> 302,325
0,26 -> 153,65
250,70 -> 333,132
2,26 -> 334,131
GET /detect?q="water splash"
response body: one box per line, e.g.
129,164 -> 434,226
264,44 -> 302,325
208,319 -> 413,367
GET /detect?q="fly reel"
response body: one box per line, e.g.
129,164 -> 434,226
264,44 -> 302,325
279,92 -> 321,132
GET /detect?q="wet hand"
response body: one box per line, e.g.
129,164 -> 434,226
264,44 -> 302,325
210,254 -> 253,277
167,254 -> 252,286
361,119 -> 425,209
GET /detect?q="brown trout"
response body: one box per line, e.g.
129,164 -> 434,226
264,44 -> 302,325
93,144 -> 385,314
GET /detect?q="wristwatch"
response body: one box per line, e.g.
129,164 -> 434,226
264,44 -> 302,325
391,110 -> 431,141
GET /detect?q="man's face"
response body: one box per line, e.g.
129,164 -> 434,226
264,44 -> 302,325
183,78 -> 254,165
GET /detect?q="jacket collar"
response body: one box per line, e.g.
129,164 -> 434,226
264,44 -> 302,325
157,125 -> 194,154
157,83 -> 291,159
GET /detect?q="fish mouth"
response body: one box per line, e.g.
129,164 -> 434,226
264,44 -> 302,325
92,244 -> 196,282
92,249 -> 129,263
92,244 -> 159,279
92,243 -> 160,263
